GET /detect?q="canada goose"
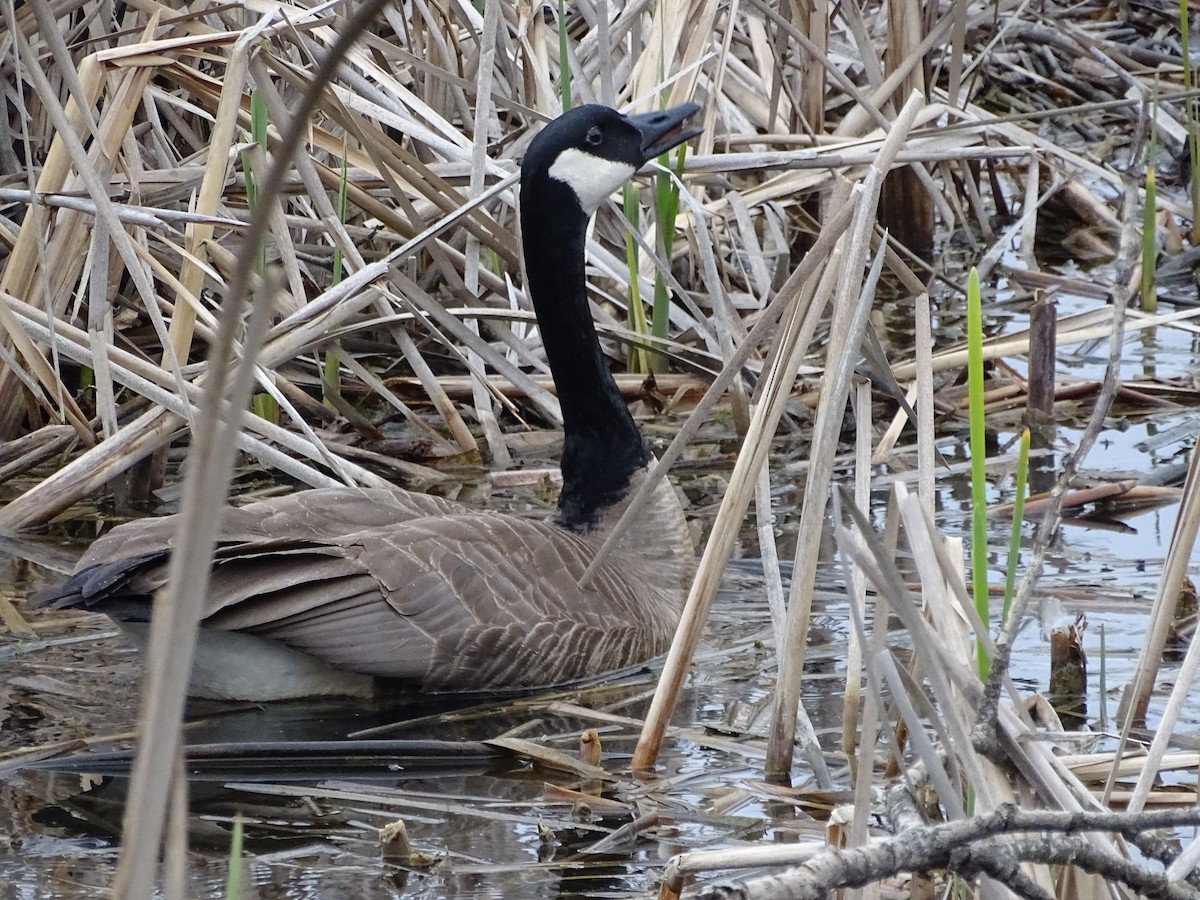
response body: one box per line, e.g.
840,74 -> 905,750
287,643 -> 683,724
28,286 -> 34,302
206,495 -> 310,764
33,103 -> 702,701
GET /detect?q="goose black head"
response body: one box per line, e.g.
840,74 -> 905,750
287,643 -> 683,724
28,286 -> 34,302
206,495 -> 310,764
521,103 -> 702,216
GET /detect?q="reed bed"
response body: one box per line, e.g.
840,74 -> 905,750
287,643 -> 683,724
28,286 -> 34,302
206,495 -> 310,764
3,0 -> 1200,897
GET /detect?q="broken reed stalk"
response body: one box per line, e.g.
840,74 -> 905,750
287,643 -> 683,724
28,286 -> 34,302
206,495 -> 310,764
840,380 -> 871,779
842,285 -> 933,878
0,51 -> 103,435
878,0 -> 933,252
900,307 -> 1200,408
1025,290 -> 1057,419
1000,429 -> 1031,625
795,0 -> 828,270
966,267 -> 989,680
164,42 -> 251,379
913,291 -> 936,513
12,16 -> 193,420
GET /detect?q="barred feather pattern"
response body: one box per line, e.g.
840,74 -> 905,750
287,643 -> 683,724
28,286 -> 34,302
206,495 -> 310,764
33,472 -> 694,695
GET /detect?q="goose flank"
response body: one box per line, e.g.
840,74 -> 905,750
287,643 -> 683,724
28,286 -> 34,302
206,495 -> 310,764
32,103 -> 702,701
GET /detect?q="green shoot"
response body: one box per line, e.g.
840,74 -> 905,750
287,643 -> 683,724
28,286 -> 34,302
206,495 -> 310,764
224,814 -> 245,900
622,182 -> 649,373
332,133 -> 349,285
247,87 -> 269,276
1000,428 -> 1030,625
251,392 -> 275,421
966,267 -> 989,680
649,143 -> 686,371
648,0 -> 675,372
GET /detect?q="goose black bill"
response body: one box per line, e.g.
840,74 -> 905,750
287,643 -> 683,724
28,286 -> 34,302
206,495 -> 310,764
626,102 -> 703,161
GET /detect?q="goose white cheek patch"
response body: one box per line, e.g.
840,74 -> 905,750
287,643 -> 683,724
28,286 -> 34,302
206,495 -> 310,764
549,148 -> 638,214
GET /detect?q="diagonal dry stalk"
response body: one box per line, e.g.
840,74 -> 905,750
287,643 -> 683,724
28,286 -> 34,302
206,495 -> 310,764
628,183 -> 860,770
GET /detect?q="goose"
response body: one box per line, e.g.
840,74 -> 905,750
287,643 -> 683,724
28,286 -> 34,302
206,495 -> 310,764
32,102 -> 702,702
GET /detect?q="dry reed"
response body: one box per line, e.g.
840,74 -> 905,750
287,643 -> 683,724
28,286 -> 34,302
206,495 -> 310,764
3,0 -> 1199,897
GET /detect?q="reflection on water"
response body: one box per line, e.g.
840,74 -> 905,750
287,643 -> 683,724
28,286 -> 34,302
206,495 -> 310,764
10,765 -> 662,899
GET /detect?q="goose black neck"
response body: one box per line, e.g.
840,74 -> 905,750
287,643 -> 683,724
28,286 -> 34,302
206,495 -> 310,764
520,177 -> 649,532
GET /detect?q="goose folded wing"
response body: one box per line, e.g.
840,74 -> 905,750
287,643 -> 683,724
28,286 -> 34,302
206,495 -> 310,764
221,514 -> 674,689
33,505 -> 674,691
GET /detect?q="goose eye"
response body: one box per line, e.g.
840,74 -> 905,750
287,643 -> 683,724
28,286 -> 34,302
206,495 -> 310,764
585,126 -> 603,146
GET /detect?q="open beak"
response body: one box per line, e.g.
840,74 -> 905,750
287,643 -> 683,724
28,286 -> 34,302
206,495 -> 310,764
625,102 -> 703,162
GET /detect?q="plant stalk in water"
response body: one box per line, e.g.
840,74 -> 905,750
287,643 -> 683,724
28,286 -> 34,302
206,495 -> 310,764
1001,428 -> 1030,625
967,267 -> 989,679
323,134 -> 351,407
224,814 -> 244,900
1180,0 -> 1200,224
1141,94 -> 1158,312
245,87 -> 277,423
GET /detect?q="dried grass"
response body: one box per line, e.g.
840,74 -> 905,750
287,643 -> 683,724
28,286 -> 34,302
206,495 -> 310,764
3,0 -> 1200,897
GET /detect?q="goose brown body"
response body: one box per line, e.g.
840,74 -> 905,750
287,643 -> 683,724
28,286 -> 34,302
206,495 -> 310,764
45,475 -> 693,698
33,103 -> 702,700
